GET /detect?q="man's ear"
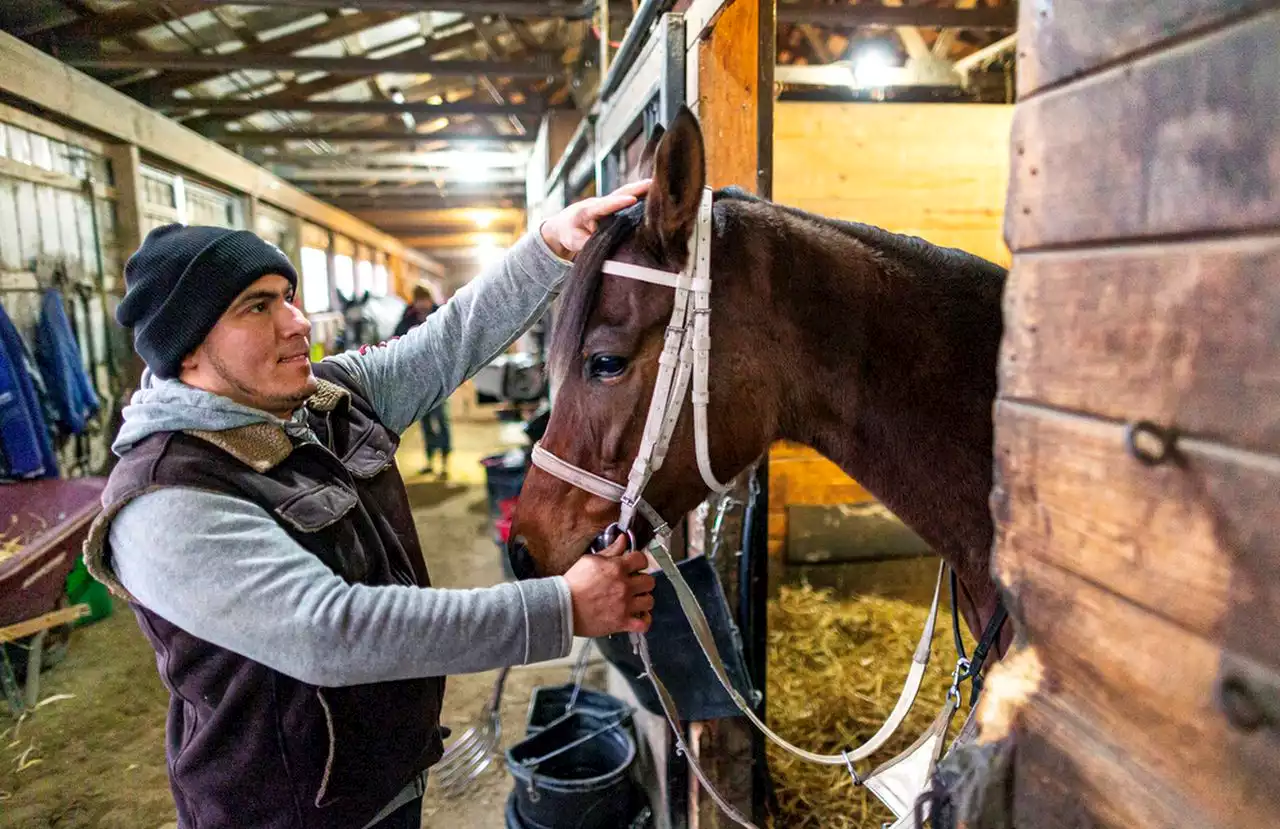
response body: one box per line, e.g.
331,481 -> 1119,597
179,344 -> 202,376
639,106 -> 706,262
635,124 -> 665,181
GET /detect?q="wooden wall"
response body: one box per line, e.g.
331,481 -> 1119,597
768,101 -> 1014,562
990,4 -> 1279,827
0,104 -> 125,477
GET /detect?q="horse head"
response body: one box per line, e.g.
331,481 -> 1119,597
510,106 -> 781,578
510,106 -> 1008,648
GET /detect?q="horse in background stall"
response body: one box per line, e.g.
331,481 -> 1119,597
336,291 -> 408,353
509,107 -> 1012,657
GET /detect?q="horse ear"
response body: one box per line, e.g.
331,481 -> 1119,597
636,124 -> 665,180
642,106 -> 706,260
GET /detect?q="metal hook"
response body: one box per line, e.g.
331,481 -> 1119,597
590,522 -> 636,554
1124,420 -> 1178,467
842,750 -> 862,787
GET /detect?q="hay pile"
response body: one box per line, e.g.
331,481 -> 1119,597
766,583 -> 971,829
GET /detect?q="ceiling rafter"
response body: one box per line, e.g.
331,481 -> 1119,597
176,26 -> 486,135
122,10 -> 407,100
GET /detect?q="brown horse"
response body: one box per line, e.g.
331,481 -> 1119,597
510,105 -> 1010,651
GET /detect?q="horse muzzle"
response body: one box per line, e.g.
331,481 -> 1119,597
506,536 -> 538,581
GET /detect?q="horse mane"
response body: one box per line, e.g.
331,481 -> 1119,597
716,186 -> 1007,282
548,187 -> 1006,386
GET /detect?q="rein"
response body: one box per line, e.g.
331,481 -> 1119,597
530,187 -> 1006,828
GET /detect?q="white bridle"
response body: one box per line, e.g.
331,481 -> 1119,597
530,187 -> 960,829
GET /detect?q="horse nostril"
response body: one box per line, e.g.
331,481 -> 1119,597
506,535 -> 537,581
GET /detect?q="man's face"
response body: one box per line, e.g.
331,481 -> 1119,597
180,274 -> 316,417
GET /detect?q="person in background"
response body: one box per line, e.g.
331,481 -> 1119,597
85,179 -> 654,829
394,287 -> 451,479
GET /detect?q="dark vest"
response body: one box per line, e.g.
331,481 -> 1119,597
84,363 -> 444,829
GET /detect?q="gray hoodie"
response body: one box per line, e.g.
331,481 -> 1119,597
107,230 -> 576,697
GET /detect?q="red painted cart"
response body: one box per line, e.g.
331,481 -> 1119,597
1,477 -> 105,713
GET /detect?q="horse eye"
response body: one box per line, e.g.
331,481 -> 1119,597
588,355 -> 628,379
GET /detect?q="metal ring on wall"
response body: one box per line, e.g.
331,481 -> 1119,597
1124,420 -> 1178,466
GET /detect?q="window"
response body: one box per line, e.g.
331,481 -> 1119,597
373,263 -> 389,297
300,246 -> 330,313
333,254 -> 354,301
356,259 -> 374,296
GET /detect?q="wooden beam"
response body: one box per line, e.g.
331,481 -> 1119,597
215,129 -> 537,144
776,1 -> 1018,28
22,0 -> 207,41
0,31 -> 442,276
121,11 -> 406,98
279,168 -> 526,184
350,207 -> 525,227
161,98 -> 549,117
398,230 -> 520,247
190,0 -> 625,16
323,196 -> 524,211
62,51 -> 556,78
687,0 -> 774,826
176,28 -> 484,134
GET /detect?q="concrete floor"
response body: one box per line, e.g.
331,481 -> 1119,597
0,406 -> 604,829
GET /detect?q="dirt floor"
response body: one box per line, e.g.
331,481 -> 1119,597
0,411 -> 603,829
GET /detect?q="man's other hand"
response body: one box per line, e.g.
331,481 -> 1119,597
540,179 -> 653,260
563,536 -> 656,637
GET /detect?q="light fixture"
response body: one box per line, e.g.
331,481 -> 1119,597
853,44 -> 897,88
474,239 -> 507,270
389,86 -> 416,130
474,211 -> 495,230
457,151 -> 492,182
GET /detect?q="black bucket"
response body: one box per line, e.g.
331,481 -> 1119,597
525,684 -> 632,735
505,710 -> 640,829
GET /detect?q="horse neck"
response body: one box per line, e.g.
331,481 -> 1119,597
751,208 -> 1005,611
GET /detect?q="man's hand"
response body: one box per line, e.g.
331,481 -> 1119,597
540,179 -> 652,260
563,536 -> 656,637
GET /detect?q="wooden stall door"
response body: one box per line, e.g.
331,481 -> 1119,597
990,4 -> 1280,828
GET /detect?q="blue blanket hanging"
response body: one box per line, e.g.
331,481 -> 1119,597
0,303 -> 58,479
35,289 -> 99,436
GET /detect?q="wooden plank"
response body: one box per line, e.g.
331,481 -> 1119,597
1016,0 -> 1275,97
0,31 -> 442,276
997,554 -> 1280,828
695,0 -> 767,192
992,401 -> 1280,671
773,102 -> 1013,266
1006,12 -> 1280,251
1012,694 -> 1217,829
0,604 -> 90,644
1001,237 -> 1280,454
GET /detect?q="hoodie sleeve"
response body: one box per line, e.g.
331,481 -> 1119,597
324,230 -> 571,435
108,487 -> 575,686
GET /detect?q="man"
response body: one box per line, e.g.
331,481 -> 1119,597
84,180 -> 654,829
393,287 -> 451,478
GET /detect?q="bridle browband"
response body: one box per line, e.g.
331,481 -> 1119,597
528,187 -> 1004,829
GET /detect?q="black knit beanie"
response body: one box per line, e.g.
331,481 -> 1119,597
116,224 -> 299,378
